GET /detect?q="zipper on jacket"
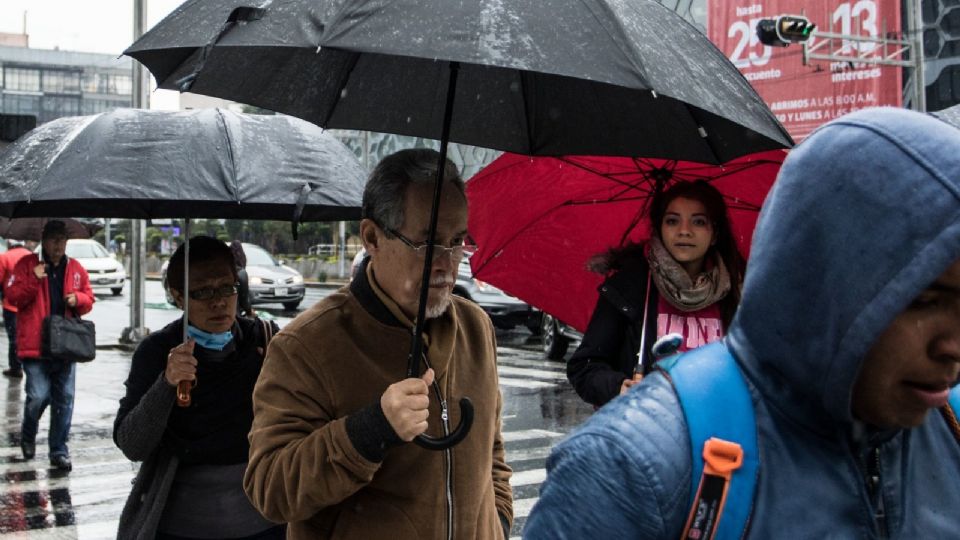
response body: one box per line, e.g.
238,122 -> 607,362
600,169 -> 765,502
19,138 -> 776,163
421,354 -> 454,540
864,447 -> 888,538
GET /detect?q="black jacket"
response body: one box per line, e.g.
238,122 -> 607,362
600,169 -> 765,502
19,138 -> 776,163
567,256 -> 658,407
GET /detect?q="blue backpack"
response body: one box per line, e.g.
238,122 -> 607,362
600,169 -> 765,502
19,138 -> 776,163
658,342 -> 960,540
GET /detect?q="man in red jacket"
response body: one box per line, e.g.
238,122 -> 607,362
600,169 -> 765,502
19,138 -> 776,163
7,221 -> 94,471
1,240 -> 36,378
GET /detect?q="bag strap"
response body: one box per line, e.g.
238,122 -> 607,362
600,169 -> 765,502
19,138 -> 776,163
259,318 -> 275,351
660,342 -> 759,540
939,386 -> 960,446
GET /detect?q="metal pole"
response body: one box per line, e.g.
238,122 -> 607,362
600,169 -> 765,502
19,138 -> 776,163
906,0 -> 926,111
122,0 -> 150,344
338,221 -> 346,278
913,0 -> 926,112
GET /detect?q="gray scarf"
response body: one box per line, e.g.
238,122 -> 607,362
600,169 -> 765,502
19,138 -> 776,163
647,236 -> 731,312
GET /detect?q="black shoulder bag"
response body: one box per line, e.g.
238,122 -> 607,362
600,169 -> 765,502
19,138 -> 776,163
43,308 -> 96,362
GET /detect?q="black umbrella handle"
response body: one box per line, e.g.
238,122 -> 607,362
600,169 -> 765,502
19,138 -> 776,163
414,397 -> 474,450
405,62 -> 471,452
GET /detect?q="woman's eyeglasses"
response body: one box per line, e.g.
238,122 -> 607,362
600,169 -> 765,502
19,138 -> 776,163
385,227 -> 476,261
188,283 -> 239,301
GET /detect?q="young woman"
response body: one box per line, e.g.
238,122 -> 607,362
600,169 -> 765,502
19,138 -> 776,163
113,236 -> 282,540
567,180 -> 745,407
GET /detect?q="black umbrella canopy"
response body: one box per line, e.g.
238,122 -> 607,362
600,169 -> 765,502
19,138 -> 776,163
0,108 -> 366,221
126,0 -> 792,164
127,0 -> 794,450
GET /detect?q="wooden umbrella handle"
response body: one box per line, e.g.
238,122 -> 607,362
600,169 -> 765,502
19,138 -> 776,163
177,380 -> 193,407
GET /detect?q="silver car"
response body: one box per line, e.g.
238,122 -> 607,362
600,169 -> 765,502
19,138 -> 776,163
163,242 -> 305,310
242,243 -> 305,310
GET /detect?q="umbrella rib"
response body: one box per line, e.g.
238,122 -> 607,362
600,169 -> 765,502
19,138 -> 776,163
319,52 -> 361,128
519,72 -> 536,155
213,108 -> 241,203
557,157 -> 653,193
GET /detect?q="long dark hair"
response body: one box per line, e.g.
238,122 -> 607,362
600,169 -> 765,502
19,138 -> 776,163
590,180 -> 745,329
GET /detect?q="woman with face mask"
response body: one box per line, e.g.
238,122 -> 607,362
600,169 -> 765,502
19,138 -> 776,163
567,180 -> 746,408
113,235 -> 283,540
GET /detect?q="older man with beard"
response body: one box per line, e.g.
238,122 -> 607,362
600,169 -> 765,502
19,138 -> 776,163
244,149 -> 513,540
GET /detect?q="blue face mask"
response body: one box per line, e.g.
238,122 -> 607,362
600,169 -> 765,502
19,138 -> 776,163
187,324 -> 234,351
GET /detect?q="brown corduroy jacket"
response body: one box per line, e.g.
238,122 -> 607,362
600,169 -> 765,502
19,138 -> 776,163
244,265 -> 513,539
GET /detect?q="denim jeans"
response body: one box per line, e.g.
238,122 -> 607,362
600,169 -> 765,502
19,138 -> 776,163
3,309 -> 19,372
21,358 -> 75,458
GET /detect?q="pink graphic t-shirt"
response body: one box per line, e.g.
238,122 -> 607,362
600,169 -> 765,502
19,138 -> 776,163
655,297 -> 723,352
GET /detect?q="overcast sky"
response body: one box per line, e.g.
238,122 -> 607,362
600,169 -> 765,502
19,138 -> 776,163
0,0 -> 183,55
0,0 -> 186,108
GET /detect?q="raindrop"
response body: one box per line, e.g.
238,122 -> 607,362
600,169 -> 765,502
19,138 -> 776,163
698,127 -> 708,138
406,116 -> 412,123
340,88 -> 349,99
651,90 -> 658,99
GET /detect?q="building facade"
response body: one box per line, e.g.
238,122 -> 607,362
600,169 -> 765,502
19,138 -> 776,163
0,40 -> 132,125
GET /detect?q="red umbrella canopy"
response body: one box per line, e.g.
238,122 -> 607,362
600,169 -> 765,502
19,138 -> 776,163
466,150 -> 785,332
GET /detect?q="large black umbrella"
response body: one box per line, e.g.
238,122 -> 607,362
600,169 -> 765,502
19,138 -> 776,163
126,0 -> 793,449
0,107 -> 366,406
126,0 -> 790,164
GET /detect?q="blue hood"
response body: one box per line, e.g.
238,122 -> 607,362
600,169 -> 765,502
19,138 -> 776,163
727,107 -> 960,431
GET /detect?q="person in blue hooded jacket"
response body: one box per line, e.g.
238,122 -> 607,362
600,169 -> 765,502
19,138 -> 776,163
523,107 -> 960,539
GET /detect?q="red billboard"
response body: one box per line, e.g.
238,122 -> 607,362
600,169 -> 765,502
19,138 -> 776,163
708,1 -> 903,140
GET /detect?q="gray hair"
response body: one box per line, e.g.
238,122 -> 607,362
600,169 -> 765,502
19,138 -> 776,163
362,149 -> 465,232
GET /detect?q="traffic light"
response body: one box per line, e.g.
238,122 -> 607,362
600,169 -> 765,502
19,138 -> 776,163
756,15 -> 816,47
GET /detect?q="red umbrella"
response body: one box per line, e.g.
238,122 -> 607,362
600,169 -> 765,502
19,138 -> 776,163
466,150 -> 785,333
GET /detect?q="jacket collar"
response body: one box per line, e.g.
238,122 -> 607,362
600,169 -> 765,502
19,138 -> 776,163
350,255 -> 458,372
349,256 -> 405,329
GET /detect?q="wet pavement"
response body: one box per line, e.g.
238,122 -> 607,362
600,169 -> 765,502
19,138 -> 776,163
0,285 -> 593,539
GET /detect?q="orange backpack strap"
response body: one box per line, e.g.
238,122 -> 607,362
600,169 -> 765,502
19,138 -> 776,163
941,386 -> 960,445
660,342 -> 759,540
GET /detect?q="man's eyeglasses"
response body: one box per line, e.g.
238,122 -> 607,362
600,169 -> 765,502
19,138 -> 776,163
188,283 -> 240,301
385,228 -> 476,261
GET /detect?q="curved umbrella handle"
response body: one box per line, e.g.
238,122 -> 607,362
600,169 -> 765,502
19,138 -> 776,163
413,397 -> 474,450
176,380 -> 193,407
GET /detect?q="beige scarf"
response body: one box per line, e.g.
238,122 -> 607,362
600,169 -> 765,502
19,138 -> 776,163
647,236 -> 731,312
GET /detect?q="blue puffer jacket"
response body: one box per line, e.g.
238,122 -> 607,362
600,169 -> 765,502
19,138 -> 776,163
524,107 -> 960,539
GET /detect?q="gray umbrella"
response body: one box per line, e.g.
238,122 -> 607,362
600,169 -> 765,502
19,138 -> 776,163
0,108 -> 365,222
0,107 -> 366,407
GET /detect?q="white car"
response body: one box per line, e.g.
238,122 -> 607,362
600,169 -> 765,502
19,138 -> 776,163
66,239 -> 126,295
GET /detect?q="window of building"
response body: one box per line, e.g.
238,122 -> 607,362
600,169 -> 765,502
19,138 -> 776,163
1,93 -> 41,117
40,95 -> 81,122
81,73 -> 134,96
81,98 -> 131,115
3,67 -> 41,92
42,69 -> 81,94
114,75 -> 132,96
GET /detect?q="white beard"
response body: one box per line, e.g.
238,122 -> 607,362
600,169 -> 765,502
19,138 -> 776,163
425,294 -> 452,319
424,275 -> 454,319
